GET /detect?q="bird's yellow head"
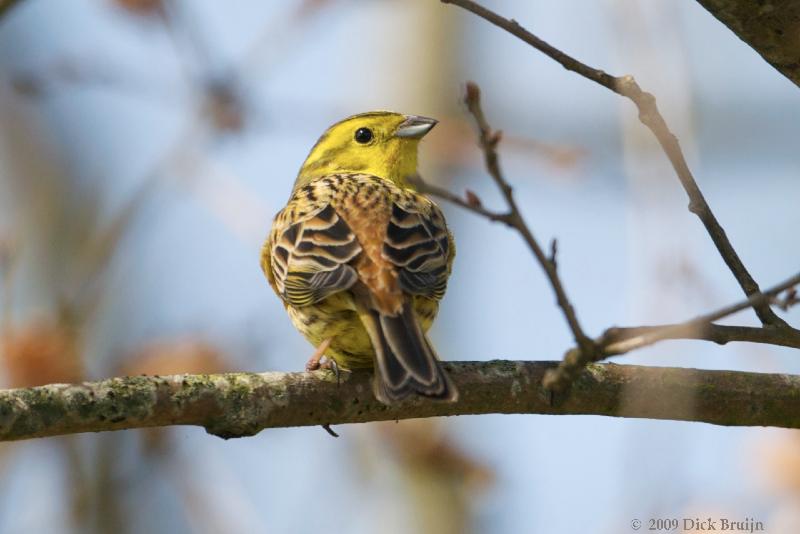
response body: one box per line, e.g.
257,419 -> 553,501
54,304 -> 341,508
294,111 -> 437,191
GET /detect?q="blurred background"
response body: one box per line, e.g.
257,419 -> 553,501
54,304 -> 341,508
0,0 -> 799,532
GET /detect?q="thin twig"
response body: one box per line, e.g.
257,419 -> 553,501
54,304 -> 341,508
464,83 -> 596,356
417,180 -> 800,355
420,89 -> 800,391
408,174 -> 513,226
453,83 -> 597,357
540,273 -> 800,390
440,0 -> 787,329
599,272 -> 800,356
775,287 -> 799,311
416,84 -> 800,391
603,324 -> 800,353
543,274 -> 800,391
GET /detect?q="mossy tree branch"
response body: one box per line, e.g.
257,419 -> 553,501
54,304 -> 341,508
2,361 -> 800,442
695,0 -> 800,89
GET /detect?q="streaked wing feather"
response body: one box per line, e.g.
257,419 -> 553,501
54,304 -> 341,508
272,204 -> 361,307
383,202 -> 451,300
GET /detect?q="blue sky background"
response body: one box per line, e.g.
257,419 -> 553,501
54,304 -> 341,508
0,1 -> 799,533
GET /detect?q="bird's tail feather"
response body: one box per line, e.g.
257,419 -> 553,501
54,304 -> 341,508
361,302 -> 458,404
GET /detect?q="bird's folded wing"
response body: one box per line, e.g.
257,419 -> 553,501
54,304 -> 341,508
382,201 -> 452,301
271,204 -> 362,307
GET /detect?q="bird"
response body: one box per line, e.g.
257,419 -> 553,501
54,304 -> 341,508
261,111 -> 458,404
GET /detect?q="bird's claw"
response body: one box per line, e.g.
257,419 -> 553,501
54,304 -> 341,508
321,424 -> 339,438
319,357 -> 341,386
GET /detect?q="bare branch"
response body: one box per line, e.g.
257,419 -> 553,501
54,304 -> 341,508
603,277 -> 800,352
2,361 -> 800,442
431,82 -> 598,359
422,87 -> 800,389
441,0 -> 787,329
604,272 -> 800,354
408,174 -> 513,226
543,272 -> 800,389
419,80 -> 800,391
603,324 -> 800,353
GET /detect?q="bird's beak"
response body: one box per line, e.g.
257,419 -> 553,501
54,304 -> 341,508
395,115 -> 438,139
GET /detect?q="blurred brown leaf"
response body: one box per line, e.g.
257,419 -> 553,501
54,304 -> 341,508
112,0 -> 164,17
378,420 -> 494,490
1,320 -> 84,388
759,431 -> 800,496
502,134 -> 587,170
374,420 -> 493,534
122,338 -> 229,377
429,115 -> 585,175
294,0 -> 333,20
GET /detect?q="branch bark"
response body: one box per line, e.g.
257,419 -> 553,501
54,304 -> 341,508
603,323 -> 800,353
2,362 -> 800,442
695,0 -> 800,89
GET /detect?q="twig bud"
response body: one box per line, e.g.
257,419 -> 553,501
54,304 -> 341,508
465,189 -> 483,208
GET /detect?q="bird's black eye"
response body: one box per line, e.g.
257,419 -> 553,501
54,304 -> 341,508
354,127 -> 373,144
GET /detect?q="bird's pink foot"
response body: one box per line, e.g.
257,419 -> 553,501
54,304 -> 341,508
305,338 -> 333,371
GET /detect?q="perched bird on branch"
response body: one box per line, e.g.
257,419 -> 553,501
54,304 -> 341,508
262,111 -> 457,404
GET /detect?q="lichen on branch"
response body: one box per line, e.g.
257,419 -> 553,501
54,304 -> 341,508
2,361 -> 800,442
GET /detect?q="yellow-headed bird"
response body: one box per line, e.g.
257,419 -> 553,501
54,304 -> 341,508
261,111 -> 457,404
